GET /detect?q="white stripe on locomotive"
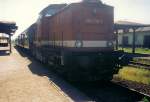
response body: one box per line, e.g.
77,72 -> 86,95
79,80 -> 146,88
34,40 -> 115,47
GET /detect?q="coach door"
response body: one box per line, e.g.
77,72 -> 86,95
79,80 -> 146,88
122,36 -> 129,47
144,35 -> 150,48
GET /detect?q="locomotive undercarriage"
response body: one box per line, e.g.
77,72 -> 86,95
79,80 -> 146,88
61,51 -> 120,81
32,45 -> 120,81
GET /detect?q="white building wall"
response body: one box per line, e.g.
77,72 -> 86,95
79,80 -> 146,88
118,33 -> 133,45
118,31 -> 150,46
136,33 -> 143,46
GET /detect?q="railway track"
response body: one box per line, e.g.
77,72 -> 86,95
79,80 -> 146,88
128,62 -> 150,70
70,81 -> 148,102
111,80 -> 150,98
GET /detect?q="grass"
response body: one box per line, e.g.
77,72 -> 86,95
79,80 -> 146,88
115,66 -> 150,85
133,57 -> 150,65
142,97 -> 150,102
118,47 -> 150,54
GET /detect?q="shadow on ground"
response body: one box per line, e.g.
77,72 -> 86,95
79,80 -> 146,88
15,46 -> 150,102
15,46 -> 91,102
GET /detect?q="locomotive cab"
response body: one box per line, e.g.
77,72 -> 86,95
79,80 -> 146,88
72,1 -> 114,52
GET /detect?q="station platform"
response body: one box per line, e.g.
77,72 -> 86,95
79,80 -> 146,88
0,47 -> 90,102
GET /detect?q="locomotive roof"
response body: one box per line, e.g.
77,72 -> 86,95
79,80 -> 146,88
39,4 -> 67,16
41,1 -> 113,20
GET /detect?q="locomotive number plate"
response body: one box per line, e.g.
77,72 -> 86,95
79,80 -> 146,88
85,19 -> 103,24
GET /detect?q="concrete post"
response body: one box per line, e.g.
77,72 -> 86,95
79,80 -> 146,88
9,34 -> 11,53
115,29 -> 118,50
132,28 -> 136,53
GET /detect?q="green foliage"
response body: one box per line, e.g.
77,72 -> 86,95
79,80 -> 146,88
118,47 -> 150,54
133,57 -> 150,66
142,97 -> 150,102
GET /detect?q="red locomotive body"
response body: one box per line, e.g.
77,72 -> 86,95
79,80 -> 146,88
36,1 -> 114,52
17,0 -> 120,81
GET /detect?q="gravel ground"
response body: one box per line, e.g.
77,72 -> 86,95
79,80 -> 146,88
112,78 -> 150,96
73,81 -> 145,102
0,47 -> 90,102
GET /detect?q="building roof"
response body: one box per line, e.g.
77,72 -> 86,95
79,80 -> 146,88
136,27 -> 150,32
115,21 -> 143,26
0,21 -> 18,34
115,21 -> 150,33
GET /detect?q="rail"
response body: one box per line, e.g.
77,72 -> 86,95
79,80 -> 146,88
128,62 -> 150,70
111,80 -> 150,98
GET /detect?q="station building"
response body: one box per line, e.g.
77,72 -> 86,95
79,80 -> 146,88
117,21 -> 150,48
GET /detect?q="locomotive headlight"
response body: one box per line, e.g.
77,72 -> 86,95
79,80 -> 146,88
75,40 -> 83,47
107,41 -> 114,47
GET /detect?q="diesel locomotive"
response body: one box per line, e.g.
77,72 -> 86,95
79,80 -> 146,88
16,0 -> 121,81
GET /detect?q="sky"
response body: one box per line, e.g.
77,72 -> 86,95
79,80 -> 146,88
0,0 -> 150,38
